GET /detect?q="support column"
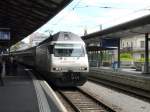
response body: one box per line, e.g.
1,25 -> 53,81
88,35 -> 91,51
96,49 -> 99,67
145,33 -> 149,73
8,48 -> 10,54
118,39 -> 120,68
100,50 -> 103,67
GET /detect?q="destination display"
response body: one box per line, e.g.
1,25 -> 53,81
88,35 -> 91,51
0,31 -> 10,40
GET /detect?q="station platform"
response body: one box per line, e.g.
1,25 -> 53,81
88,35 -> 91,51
80,81 -> 150,112
89,67 -> 150,93
0,65 -> 39,112
0,64 -> 68,112
91,67 -> 142,76
90,66 -> 150,78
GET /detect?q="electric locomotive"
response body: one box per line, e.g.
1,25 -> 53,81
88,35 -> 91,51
13,31 -> 89,86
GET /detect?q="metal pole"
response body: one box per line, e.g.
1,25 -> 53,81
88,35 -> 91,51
145,33 -> 149,73
100,50 -> 102,67
118,39 -> 120,68
96,49 -> 98,67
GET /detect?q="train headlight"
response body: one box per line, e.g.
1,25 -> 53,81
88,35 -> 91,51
53,67 -> 62,71
56,68 -> 59,70
80,67 -> 87,70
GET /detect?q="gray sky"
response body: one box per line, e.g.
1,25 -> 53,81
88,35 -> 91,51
23,0 -> 150,43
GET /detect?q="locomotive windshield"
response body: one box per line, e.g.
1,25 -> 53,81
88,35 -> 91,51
53,44 -> 85,57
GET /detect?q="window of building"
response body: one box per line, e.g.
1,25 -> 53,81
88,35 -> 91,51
127,42 -> 128,47
131,42 -> 133,48
120,40 -> 122,47
122,42 -> 124,48
141,54 -> 144,58
140,41 -> 144,48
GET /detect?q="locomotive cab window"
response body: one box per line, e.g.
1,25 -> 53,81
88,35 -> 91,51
48,45 -> 54,54
54,44 -> 85,57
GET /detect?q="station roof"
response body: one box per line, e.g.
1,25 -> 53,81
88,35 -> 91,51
0,0 -> 73,47
82,14 -> 150,43
87,46 -> 117,51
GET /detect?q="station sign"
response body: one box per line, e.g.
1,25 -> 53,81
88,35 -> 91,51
101,38 -> 119,47
0,31 -> 10,40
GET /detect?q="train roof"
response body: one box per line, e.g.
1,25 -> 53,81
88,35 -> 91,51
38,31 -> 83,45
53,31 -> 82,41
11,46 -> 36,54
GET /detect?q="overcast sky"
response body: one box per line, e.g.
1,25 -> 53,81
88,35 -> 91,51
23,0 -> 150,42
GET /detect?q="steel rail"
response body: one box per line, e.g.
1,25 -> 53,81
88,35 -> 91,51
57,88 -> 115,112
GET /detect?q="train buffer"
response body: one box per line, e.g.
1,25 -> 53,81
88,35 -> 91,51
0,64 -> 67,112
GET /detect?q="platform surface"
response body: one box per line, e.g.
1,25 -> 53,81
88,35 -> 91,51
0,65 -> 39,112
90,67 -> 150,77
80,81 -> 150,112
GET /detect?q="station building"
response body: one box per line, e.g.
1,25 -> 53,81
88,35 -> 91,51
120,34 -> 150,67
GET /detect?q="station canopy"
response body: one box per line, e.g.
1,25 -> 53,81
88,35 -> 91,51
82,14 -> 150,44
0,0 -> 73,47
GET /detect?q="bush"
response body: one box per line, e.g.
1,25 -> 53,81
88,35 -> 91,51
120,53 -> 132,58
120,53 -> 133,61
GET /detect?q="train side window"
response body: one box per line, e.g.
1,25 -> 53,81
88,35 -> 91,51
48,45 -> 54,54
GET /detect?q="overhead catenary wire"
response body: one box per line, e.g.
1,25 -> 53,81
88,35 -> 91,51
49,1 -> 124,30
45,1 -> 150,35
46,0 -> 82,32
73,5 -> 126,10
90,5 -> 150,30
52,0 -> 82,25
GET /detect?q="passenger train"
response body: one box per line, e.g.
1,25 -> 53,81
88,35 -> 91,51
12,32 -> 89,86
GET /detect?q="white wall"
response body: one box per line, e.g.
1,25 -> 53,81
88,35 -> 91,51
120,34 -> 147,60
120,34 -> 145,49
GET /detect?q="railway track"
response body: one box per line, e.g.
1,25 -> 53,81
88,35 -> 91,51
56,87 -> 115,112
27,67 -> 115,111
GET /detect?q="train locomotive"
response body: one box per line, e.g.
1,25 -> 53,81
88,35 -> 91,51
13,31 -> 89,86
